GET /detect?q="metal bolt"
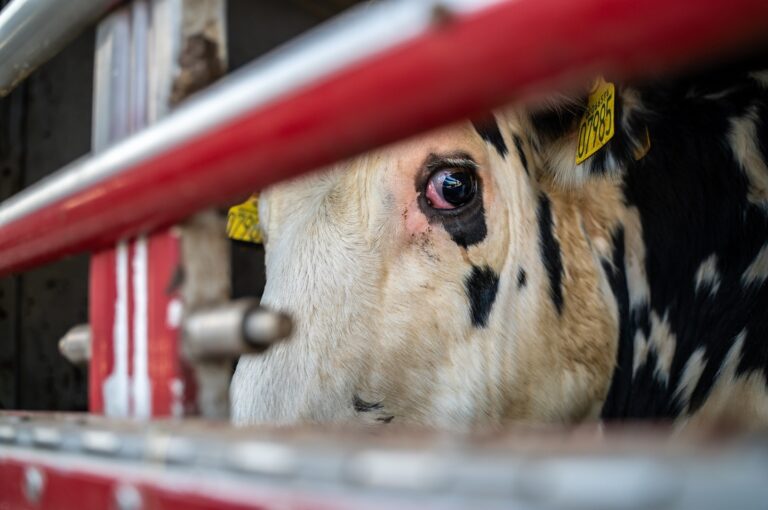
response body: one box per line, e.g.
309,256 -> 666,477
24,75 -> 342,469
23,466 -> 44,504
32,427 -> 62,449
114,484 -> 142,510
228,441 -> 297,476
0,424 -> 16,442
58,324 -> 91,365
184,299 -> 292,359
82,430 -> 121,455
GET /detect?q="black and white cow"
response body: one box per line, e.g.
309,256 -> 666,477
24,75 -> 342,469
231,62 -> 768,429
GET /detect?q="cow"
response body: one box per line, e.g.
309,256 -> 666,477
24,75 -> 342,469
231,62 -> 768,430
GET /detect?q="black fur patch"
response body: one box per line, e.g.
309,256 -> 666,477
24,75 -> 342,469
472,115 -> 508,158
529,103 -> 583,143
512,134 -> 529,175
600,61 -> 768,421
599,228 -> 634,419
517,268 -> 527,289
440,199 -> 488,248
353,395 -> 383,413
537,193 -> 564,314
465,265 -> 500,327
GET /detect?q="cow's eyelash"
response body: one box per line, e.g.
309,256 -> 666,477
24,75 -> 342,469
424,155 -> 478,173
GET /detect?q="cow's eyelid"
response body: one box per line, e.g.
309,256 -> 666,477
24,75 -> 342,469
424,155 -> 478,173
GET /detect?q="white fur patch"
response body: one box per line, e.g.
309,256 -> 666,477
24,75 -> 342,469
673,348 -> 707,409
649,312 -> 677,386
720,330 -> 746,378
742,244 -> 768,286
729,107 -> 768,208
632,329 -> 649,378
623,207 -> 650,312
685,329 -> 768,428
695,254 -> 721,295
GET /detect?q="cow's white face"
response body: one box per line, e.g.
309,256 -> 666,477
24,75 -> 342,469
231,111 -> 619,428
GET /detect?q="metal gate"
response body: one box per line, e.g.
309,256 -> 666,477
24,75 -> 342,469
1,0 -> 768,508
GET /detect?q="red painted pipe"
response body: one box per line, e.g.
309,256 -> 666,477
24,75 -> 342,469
0,0 -> 766,276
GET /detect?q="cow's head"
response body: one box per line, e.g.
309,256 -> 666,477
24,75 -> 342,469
231,108 -> 623,428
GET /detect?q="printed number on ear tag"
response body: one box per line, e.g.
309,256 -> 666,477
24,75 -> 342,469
227,195 -> 262,244
575,78 -> 615,164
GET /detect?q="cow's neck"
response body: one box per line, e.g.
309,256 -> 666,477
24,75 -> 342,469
593,83 -> 768,423
526,180 -> 625,422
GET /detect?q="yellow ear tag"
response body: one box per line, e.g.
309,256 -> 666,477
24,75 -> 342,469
575,78 -> 615,164
226,195 -> 262,244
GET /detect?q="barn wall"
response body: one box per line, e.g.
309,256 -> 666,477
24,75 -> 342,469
0,7 -> 93,410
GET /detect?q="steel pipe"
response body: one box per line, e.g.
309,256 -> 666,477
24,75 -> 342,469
0,0 -> 120,97
183,299 -> 292,359
58,324 -> 92,365
0,0 -> 767,276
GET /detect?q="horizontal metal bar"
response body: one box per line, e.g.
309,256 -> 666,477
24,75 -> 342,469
1,0 -> 767,276
1,412 -> 768,509
0,0 -> 120,97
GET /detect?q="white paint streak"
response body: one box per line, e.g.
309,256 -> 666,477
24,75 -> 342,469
171,378 -> 185,418
166,298 -> 183,329
132,236 -> 151,419
104,241 -> 130,417
695,254 -> 721,295
742,244 -> 768,286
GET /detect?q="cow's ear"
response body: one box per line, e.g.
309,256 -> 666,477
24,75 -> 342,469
523,83 -> 651,187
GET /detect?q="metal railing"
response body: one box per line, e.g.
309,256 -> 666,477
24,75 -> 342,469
1,413 -> 767,510
0,0 -> 121,97
1,0 -> 767,276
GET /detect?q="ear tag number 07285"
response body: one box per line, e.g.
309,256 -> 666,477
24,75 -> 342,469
576,78 -> 615,164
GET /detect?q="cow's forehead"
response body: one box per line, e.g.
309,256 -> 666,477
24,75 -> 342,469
384,121 -> 492,168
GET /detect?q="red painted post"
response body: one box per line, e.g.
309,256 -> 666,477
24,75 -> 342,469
86,1 -> 225,418
146,229 -> 197,416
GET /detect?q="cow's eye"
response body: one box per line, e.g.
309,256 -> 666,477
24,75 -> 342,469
425,169 -> 477,210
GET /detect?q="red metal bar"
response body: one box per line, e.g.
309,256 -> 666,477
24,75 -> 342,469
0,0 -> 767,276
145,229 -> 196,417
89,250 -> 118,415
0,457 -> 356,510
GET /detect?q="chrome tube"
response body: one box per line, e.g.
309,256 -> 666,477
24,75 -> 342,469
0,0 -> 120,96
